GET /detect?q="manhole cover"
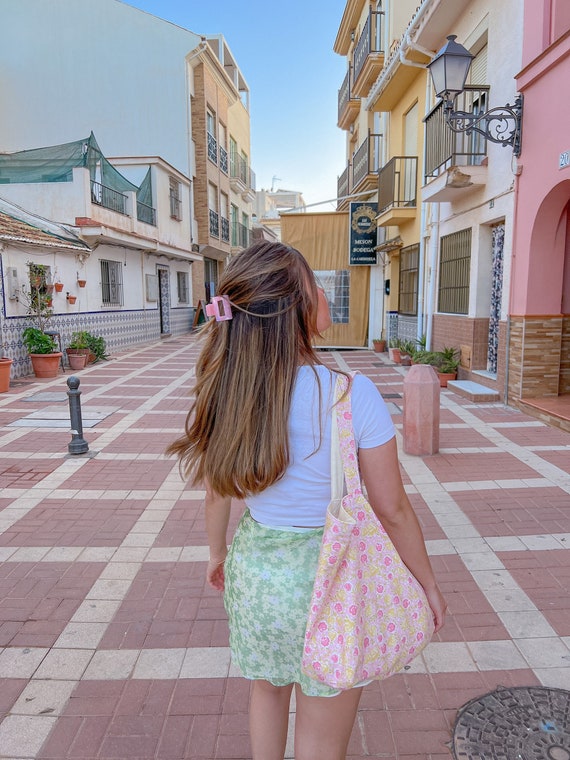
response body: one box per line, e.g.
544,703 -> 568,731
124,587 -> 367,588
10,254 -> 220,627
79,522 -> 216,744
452,686 -> 570,760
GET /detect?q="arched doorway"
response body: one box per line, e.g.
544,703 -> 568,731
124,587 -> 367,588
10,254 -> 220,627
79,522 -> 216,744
513,183 -> 570,428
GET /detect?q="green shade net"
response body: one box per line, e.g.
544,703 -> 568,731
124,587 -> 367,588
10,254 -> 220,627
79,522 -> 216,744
0,132 -> 138,194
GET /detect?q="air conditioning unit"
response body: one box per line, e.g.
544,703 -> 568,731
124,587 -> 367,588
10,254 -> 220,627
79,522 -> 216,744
7,267 -> 19,300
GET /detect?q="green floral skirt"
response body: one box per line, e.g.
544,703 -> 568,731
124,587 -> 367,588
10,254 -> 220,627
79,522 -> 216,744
224,510 -> 340,697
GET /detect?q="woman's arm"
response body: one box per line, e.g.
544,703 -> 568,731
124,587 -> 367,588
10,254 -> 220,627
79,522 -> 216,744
205,482 -> 232,591
358,438 -> 447,632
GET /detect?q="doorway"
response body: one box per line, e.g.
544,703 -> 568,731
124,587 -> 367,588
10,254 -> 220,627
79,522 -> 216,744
157,266 -> 171,336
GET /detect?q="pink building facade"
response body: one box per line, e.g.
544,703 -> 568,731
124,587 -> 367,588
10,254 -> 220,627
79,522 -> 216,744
510,0 -> 570,424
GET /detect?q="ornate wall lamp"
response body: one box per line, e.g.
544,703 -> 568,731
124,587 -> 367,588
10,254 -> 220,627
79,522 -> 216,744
427,35 -> 523,157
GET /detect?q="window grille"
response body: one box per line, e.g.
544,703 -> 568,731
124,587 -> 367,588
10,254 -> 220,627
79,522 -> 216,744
169,177 -> 181,220
101,259 -> 123,306
438,229 -> 471,314
177,272 -> 189,304
399,244 -> 419,315
314,269 -> 350,324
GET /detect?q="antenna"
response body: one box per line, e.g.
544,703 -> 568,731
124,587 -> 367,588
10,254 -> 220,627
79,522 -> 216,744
271,176 -> 282,192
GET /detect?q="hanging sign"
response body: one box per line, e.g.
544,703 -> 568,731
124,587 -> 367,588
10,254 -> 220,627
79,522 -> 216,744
349,202 -> 378,265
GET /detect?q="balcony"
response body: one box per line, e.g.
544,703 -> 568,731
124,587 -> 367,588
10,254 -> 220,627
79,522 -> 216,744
351,11 -> 384,98
422,86 -> 489,203
136,200 -> 157,226
209,208 -> 219,238
207,132 -> 218,164
338,69 -> 360,130
337,165 -> 350,210
231,221 -> 250,249
221,215 -> 230,243
230,156 -> 255,202
377,156 -> 418,226
219,146 -> 228,174
352,133 -> 382,192
91,181 -> 127,215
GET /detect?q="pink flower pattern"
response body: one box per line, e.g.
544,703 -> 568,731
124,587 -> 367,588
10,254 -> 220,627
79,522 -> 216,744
302,374 -> 434,690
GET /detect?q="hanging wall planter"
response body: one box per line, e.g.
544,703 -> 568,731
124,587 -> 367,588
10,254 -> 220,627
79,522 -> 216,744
66,293 -> 77,304
77,279 -> 87,288
54,282 -> 64,293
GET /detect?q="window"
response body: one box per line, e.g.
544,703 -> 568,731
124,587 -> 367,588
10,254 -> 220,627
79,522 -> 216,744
101,259 -> 123,306
208,182 -> 219,237
204,257 -> 218,302
399,244 -> 419,315
169,177 -> 181,220
207,109 -> 217,164
438,229 -> 471,314
230,203 -> 239,246
177,271 -> 189,304
220,192 -> 229,242
314,269 -> 350,324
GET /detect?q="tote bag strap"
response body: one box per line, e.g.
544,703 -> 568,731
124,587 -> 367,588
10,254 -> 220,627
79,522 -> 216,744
334,373 -> 364,497
330,378 -> 344,501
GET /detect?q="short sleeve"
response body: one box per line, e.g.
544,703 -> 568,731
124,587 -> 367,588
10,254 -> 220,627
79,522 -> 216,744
350,373 -> 396,449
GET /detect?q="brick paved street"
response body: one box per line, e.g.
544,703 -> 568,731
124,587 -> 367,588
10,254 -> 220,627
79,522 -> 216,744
0,335 -> 568,759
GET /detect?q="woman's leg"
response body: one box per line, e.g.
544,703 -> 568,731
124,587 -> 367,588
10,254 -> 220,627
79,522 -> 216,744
294,684 -> 363,760
249,679 -> 294,760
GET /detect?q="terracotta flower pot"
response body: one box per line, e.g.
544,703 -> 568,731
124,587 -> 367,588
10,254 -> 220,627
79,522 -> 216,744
0,358 -> 13,392
29,353 -> 62,378
372,340 -> 386,353
67,295 -> 77,304
438,372 -> 457,388
77,279 -> 86,288
54,282 -> 64,292
388,347 -> 401,363
68,352 -> 88,370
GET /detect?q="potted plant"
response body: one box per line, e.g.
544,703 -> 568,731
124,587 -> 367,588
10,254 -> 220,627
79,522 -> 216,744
0,346 -> 13,393
54,281 -> 64,293
66,292 -> 77,304
430,347 -> 460,387
22,327 -> 62,378
67,331 -> 108,365
372,337 -> 386,353
388,338 -> 401,363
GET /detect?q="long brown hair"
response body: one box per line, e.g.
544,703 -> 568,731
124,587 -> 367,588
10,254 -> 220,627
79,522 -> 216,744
167,241 -> 326,498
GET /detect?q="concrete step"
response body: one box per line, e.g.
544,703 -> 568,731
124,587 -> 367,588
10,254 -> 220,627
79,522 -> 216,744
446,380 -> 500,402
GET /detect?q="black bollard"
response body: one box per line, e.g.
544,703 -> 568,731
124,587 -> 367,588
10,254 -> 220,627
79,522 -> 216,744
67,375 -> 89,455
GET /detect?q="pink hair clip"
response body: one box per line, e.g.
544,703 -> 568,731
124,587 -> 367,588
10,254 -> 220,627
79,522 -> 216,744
205,295 -> 233,322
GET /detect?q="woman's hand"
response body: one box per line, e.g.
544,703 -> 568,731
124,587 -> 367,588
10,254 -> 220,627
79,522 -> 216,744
424,584 -> 447,633
206,550 -> 228,591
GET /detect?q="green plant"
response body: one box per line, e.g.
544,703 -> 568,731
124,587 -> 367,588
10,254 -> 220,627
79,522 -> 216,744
22,327 -> 57,354
429,346 -> 460,374
19,263 -> 53,333
87,334 -> 108,362
67,331 -> 91,350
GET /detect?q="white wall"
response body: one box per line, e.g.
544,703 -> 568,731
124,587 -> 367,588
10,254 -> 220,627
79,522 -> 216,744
0,0 -> 202,180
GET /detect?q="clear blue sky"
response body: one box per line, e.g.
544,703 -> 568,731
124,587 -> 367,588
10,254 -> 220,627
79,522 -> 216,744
122,0 -> 347,209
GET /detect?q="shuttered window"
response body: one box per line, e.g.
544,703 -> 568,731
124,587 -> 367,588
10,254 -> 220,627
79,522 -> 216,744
469,45 -> 487,85
438,229 -> 471,314
399,244 -> 419,316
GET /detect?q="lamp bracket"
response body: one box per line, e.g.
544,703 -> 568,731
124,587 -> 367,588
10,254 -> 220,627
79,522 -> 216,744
444,94 -> 523,157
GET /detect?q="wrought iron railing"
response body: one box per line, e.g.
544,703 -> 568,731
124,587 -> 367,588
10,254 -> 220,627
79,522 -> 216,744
424,86 -> 490,179
136,201 -> 156,226
352,133 -> 382,188
91,181 -> 127,214
338,69 -> 359,122
221,216 -> 230,243
231,221 -> 250,248
378,156 -> 418,214
353,11 -> 384,84
238,222 -> 249,248
207,132 -> 218,164
219,146 -> 228,174
337,165 -> 350,202
209,208 -> 219,237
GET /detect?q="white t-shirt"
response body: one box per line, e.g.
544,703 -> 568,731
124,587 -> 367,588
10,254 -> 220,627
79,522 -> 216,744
245,365 -> 396,528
